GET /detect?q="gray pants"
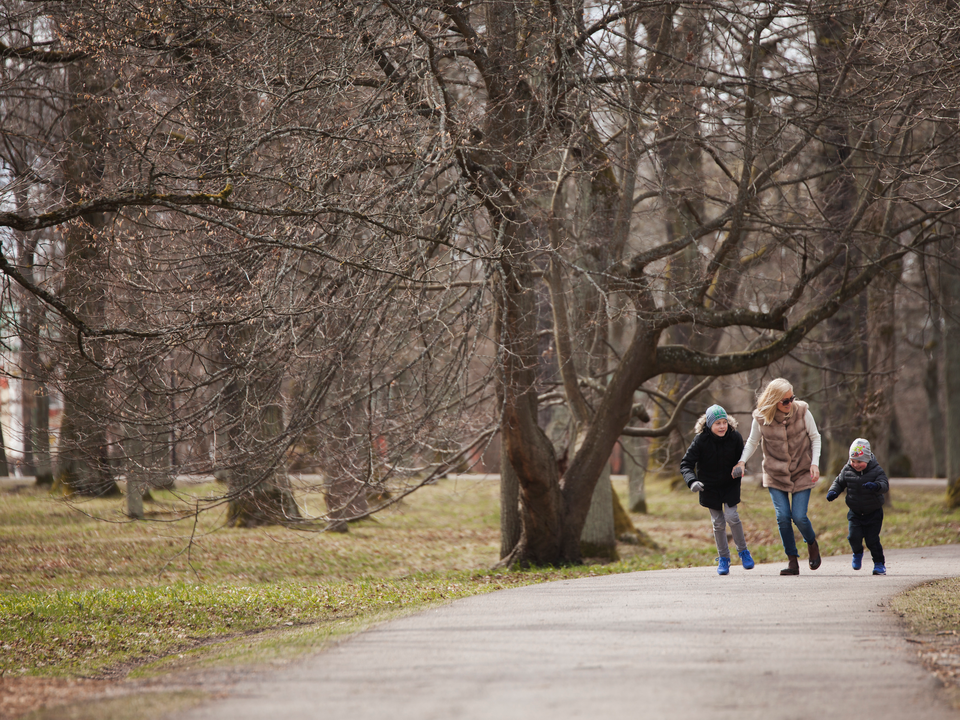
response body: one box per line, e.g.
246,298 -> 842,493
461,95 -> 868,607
709,504 -> 747,558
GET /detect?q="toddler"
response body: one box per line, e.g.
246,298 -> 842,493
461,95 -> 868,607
826,438 -> 889,575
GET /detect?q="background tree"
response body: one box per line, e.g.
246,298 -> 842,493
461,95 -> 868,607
1,0 -> 959,563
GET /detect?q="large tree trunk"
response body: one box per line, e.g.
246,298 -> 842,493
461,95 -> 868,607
485,0 -> 565,567
865,261 -> 902,465
813,1 -> 869,476
32,393 -> 52,485
498,443 -> 521,559
623,436 -> 649,514
124,428 -> 147,520
226,404 -> 300,527
579,461 -> 616,559
923,277 -> 946,478
943,244 -> 960,508
646,5 -> 707,486
557,327 -> 662,562
495,225 -> 565,565
11,177 -> 51,484
52,54 -> 119,498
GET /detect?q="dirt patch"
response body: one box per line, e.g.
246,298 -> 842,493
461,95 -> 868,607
907,631 -> 960,710
0,668 -> 247,719
1,677 -> 115,719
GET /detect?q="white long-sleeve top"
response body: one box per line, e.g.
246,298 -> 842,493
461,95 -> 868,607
739,411 -> 822,467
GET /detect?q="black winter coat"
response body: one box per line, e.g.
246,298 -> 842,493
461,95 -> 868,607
680,428 -> 745,511
828,458 -> 888,513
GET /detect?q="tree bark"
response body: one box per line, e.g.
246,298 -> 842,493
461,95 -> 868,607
579,461 -> 616,560
227,404 -> 301,527
51,54 -> 119,498
623,436 -> 649,514
32,393 -> 52,485
922,306 -> 946,478
942,245 -> 960,508
865,261 -> 902,464
813,1 -> 869,476
498,442 -> 521,559
646,5 -> 707,486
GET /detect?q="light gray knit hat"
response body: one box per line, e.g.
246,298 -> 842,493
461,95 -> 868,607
848,438 -> 873,462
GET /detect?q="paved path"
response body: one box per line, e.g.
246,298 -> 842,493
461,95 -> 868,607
173,545 -> 960,720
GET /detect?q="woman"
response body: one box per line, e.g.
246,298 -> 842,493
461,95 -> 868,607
680,404 -> 755,576
734,378 -> 822,576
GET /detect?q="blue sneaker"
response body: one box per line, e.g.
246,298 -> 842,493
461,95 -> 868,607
738,549 -> 755,570
717,556 -> 731,575
872,563 -> 886,575
852,553 -> 863,570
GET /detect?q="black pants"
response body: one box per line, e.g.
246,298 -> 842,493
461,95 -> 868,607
848,507 -> 885,564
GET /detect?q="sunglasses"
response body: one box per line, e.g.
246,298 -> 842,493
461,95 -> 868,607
780,396 -> 796,405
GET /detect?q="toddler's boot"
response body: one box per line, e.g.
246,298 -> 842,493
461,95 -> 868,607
717,556 -> 731,575
852,553 -> 863,571
872,562 -> 886,575
738,549 -> 755,570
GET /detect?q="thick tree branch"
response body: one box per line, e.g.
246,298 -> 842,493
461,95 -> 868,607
654,236 -> 937,377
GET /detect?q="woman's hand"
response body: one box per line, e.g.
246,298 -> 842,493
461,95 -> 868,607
732,461 -> 745,479
810,464 -> 820,482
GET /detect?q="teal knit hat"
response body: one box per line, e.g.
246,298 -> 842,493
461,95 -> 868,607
705,404 -> 728,429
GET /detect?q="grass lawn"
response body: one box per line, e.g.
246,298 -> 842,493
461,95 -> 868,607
2,474 -> 959,715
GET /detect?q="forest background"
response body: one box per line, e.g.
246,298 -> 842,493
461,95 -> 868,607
3,0 -> 960,566
3,0 -> 960,714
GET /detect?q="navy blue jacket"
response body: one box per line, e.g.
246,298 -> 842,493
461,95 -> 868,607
828,458 -> 889,513
680,427 -> 745,511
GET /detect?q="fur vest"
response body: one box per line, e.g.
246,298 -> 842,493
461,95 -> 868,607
755,400 -> 815,493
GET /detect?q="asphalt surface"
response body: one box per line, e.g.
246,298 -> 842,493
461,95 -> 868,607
172,544 -> 960,720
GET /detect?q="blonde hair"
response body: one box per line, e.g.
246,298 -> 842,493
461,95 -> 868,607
755,378 -> 794,425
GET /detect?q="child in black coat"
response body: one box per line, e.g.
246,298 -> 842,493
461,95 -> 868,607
680,404 -> 755,576
826,438 -> 889,575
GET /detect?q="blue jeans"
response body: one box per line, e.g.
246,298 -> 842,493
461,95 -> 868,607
768,488 -> 816,557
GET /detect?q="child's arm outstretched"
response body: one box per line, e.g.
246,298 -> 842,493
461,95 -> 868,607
825,472 -> 846,502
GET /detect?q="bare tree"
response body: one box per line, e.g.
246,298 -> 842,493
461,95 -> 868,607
2,0 -> 959,562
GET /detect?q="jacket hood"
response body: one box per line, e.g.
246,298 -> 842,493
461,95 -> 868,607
695,413 -> 739,434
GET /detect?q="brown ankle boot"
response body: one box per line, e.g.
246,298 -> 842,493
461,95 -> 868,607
808,539 -> 821,570
780,555 -> 800,575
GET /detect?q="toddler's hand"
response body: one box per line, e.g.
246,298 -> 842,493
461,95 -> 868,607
690,481 -> 704,492
826,490 -> 838,502
863,481 -> 879,491
732,466 -> 743,479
